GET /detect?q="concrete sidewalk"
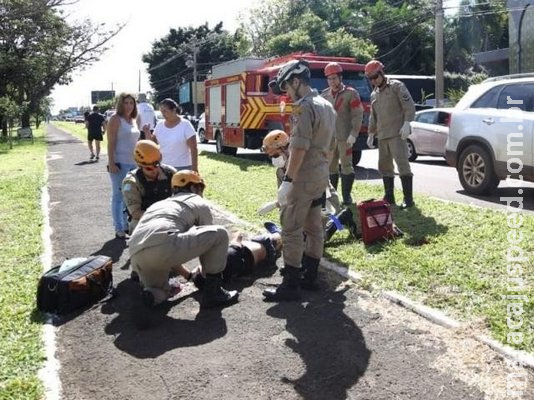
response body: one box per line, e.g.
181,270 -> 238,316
44,124 -> 528,400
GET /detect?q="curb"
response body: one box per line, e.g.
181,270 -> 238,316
208,203 -> 534,370
320,262 -> 534,370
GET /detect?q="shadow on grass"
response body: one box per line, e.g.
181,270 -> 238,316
201,150 -> 268,170
392,205 -> 448,247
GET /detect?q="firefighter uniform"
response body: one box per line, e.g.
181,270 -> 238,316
369,78 -> 415,178
281,91 -> 336,269
122,164 -> 176,233
321,84 -> 363,175
129,192 -> 229,305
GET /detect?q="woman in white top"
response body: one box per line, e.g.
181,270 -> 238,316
143,98 -> 198,171
107,93 -> 139,238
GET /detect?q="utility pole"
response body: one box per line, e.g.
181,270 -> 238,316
192,46 -> 198,117
435,0 -> 444,107
138,70 -> 141,92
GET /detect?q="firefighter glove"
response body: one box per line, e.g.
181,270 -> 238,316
346,135 -> 356,146
366,134 -> 375,149
400,121 -> 411,140
258,200 -> 278,215
277,181 -> 293,207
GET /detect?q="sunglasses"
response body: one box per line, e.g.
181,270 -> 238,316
141,163 -> 159,171
367,73 -> 381,80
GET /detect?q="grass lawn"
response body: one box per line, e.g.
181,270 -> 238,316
0,127 -> 46,399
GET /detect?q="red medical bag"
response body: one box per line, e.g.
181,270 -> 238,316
357,199 -> 394,245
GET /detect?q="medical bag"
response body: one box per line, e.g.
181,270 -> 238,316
37,255 -> 113,315
357,199 -> 395,245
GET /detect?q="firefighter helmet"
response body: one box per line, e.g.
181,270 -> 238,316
262,130 -> 289,153
171,170 -> 205,189
269,60 -> 310,95
133,140 -> 161,166
364,60 -> 385,76
324,62 -> 343,77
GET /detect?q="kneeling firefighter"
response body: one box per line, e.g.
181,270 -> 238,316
122,140 -> 176,233
128,170 -> 239,308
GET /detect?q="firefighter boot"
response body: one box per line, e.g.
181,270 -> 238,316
301,254 -> 320,291
400,175 -> 415,209
383,177 -> 395,205
263,265 -> 301,302
337,207 -> 360,238
329,174 -> 339,191
201,273 -> 239,308
340,173 -> 355,205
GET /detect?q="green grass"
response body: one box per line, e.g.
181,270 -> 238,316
0,128 -> 46,399
200,151 -> 533,353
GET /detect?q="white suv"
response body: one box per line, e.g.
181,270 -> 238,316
445,75 -> 534,195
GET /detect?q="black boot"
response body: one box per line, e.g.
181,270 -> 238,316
202,273 -> 239,308
336,208 -> 359,238
263,265 -> 301,302
324,214 -> 341,242
400,175 -> 414,209
329,174 -> 339,191
340,173 -> 355,205
301,255 -> 320,291
383,177 -> 395,205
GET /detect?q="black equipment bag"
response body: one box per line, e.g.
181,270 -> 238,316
37,255 -> 113,315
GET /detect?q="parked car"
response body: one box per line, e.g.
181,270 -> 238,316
445,74 -> 534,195
74,115 -> 86,124
408,107 -> 452,161
196,112 -> 207,144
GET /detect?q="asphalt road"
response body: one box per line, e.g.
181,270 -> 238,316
45,126 -> 532,400
199,142 -> 534,215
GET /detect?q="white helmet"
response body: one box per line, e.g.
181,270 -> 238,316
269,60 -> 310,95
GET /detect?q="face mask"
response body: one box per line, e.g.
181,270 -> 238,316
271,155 -> 286,169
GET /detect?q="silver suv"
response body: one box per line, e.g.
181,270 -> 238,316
445,74 -> 534,194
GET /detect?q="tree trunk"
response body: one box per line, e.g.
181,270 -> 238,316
21,111 -> 30,128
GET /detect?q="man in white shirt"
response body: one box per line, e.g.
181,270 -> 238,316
136,93 -> 156,139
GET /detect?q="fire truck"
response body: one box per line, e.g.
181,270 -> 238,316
203,52 -> 373,166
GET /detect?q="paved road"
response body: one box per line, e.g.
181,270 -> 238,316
199,143 -> 534,215
45,125 -> 531,400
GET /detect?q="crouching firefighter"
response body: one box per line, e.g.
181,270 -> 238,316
122,140 -> 176,233
128,170 -> 239,308
263,59 -> 336,302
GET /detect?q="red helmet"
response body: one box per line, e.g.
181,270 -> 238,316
365,60 -> 384,76
324,62 -> 343,77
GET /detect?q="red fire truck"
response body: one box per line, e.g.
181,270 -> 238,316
203,52 -> 372,166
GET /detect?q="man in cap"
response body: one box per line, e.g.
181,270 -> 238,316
128,170 -> 239,308
365,59 -> 416,209
122,140 -> 176,234
263,60 -> 336,301
321,62 -> 364,205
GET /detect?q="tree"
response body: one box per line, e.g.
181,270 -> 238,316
0,0 -> 122,132
444,0 -> 508,74
142,23 -> 240,103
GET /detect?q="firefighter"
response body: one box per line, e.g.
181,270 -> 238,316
366,60 -> 416,209
128,170 -> 239,308
321,62 -> 364,205
264,60 -> 336,301
259,129 -> 359,244
122,140 -> 176,233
